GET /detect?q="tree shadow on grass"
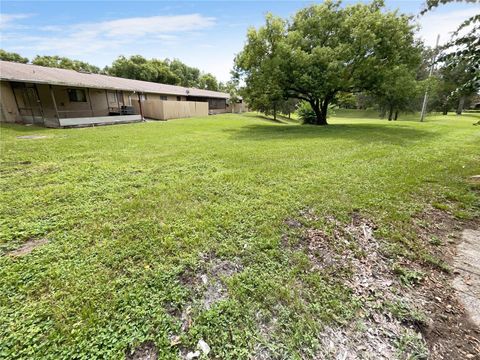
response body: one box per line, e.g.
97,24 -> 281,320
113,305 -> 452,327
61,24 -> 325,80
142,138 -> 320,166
241,112 -> 299,124
225,122 -> 435,145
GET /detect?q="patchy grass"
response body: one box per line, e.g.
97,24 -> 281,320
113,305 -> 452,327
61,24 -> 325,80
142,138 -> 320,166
393,264 -> 425,287
0,111 -> 479,358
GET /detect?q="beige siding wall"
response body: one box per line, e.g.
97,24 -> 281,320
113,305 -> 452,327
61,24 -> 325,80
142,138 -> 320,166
212,102 -> 246,114
1,83 -> 115,126
124,92 -> 184,105
133,99 -> 208,120
151,94 -> 184,101
29,85 -> 110,119
47,86 -> 110,118
1,81 -> 215,126
209,108 -> 228,115
0,81 -> 21,123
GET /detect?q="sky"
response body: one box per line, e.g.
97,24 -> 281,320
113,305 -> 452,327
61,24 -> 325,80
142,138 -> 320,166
1,1 -> 479,82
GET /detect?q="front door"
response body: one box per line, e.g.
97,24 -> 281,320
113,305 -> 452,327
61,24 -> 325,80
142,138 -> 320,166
12,83 -> 44,124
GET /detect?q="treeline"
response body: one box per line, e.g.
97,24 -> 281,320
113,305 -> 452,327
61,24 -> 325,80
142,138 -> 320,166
0,50 -> 223,91
333,47 -> 478,119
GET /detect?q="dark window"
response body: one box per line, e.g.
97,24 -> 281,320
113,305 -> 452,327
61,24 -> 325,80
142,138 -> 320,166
160,95 -> 168,101
177,96 -> 182,101
68,89 -> 87,102
208,98 -> 227,110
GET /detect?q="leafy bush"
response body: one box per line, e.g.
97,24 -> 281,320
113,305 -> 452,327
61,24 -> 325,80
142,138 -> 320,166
297,102 -> 317,124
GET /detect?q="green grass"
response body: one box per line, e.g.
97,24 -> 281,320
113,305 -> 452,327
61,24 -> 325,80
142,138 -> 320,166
1,111 -> 479,359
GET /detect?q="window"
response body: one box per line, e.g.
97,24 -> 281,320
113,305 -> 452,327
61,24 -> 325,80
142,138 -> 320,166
108,91 -> 117,103
68,89 -> 87,102
208,98 -> 227,110
160,95 -> 168,101
176,96 -> 182,101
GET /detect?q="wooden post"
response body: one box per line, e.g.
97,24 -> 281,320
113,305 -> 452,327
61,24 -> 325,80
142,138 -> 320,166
105,90 -> 109,113
49,85 -> 60,125
10,83 -> 22,123
33,84 -> 45,122
86,88 -> 94,117
116,91 -> 121,114
138,93 -> 144,120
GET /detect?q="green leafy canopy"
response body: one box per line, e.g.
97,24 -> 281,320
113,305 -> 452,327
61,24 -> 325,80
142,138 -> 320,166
235,0 -> 422,125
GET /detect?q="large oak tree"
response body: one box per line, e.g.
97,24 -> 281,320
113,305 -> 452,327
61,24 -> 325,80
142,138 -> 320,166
235,0 -> 420,125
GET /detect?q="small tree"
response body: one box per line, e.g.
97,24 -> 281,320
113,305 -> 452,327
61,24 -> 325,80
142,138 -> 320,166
167,59 -> 201,87
234,14 -> 287,121
222,80 -> 240,113
374,66 -> 420,120
422,1 -> 479,100
198,73 -> 219,91
429,62 -> 476,115
277,98 -> 298,118
334,92 -> 357,109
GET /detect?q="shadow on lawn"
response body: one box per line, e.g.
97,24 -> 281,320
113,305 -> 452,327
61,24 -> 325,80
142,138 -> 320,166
226,122 -> 435,145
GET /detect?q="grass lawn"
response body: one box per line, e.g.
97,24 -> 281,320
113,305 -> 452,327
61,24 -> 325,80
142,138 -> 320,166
1,111 -> 479,359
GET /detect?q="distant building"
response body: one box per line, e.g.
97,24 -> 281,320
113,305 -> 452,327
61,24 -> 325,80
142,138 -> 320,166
470,94 -> 480,110
0,61 -> 244,127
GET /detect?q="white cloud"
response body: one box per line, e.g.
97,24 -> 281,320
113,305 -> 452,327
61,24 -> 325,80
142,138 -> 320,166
84,14 -> 215,37
417,7 -> 479,47
0,13 -> 33,29
2,14 -> 215,56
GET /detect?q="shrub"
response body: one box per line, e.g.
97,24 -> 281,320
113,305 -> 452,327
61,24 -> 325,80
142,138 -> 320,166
297,102 -> 317,124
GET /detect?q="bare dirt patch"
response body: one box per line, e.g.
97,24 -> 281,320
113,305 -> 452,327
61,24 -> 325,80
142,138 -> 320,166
172,257 -> 243,359
419,270 -> 480,359
201,258 -> 242,310
283,207 -> 480,359
301,214 -> 428,359
468,175 -> 480,183
174,256 -> 243,354
299,212 -> 396,297
16,135 -> 49,140
411,208 -> 480,359
125,341 -> 158,360
7,238 -> 49,257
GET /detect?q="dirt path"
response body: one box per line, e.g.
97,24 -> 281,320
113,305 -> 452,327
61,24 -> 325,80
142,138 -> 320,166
453,229 -> 480,327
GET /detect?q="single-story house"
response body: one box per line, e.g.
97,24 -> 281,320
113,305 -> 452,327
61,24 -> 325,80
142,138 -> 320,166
0,60 -> 244,127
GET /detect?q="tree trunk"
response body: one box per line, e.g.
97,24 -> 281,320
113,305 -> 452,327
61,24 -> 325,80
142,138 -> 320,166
319,98 -> 329,125
309,98 -> 329,125
456,96 -> 465,115
394,111 -> 398,121
442,106 -> 448,115
273,103 -> 277,121
388,106 -> 393,121
316,111 -> 328,125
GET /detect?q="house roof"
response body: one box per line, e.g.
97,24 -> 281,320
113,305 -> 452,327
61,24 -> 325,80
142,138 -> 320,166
0,60 -> 231,99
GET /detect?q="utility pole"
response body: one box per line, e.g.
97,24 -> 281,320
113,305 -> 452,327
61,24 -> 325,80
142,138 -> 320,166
420,34 -> 440,122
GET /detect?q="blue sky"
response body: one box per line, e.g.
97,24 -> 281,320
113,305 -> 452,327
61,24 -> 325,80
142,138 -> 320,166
1,1 -> 479,81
